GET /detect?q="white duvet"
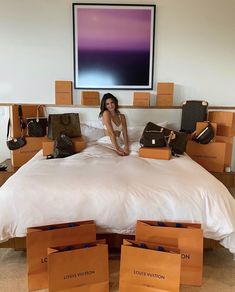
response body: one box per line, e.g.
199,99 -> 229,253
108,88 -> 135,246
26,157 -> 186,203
1,143 -> 235,256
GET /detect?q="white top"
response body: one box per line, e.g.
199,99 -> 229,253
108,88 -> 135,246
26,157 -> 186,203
103,118 -> 123,132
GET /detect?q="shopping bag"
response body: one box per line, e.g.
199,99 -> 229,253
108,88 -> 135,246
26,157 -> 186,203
119,239 -> 181,292
47,240 -> 109,292
47,113 -> 81,139
136,220 -> 203,286
27,220 -> 96,291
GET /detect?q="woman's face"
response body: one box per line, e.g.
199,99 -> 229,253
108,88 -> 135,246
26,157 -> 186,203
105,98 -> 116,112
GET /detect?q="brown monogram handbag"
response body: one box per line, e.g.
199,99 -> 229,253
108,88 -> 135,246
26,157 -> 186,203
47,113 -> 81,139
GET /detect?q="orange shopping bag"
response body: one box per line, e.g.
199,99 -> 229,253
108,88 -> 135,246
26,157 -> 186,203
27,220 -> 96,291
136,220 -> 203,286
47,240 -> 109,292
119,239 -> 181,292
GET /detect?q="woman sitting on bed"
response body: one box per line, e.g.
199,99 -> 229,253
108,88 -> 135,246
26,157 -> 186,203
99,93 -> 129,156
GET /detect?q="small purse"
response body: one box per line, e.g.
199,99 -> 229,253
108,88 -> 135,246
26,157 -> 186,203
53,134 -> 75,158
27,105 -> 47,137
7,136 -> 26,150
192,122 -> 214,144
6,118 -> 26,150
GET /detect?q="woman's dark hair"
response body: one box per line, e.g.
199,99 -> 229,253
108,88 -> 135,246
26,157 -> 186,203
99,93 -> 120,117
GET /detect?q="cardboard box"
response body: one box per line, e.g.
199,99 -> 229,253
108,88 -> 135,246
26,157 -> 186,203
81,91 -> 100,105
156,94 -> 173,106
55,92 -> 72,105
10,105 -> 45,137
55,81 -> 73,105
208,111 -> 235,137
139,147 -> 171,160
195,122 -> 217,138
42,136 -> 86,156
11,137 -> 48,167
133,92 -> 150,107
186,140 -> 229,172
157,82 -> 174,95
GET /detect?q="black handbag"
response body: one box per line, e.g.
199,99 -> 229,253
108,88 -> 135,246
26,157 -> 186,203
53,134 -> 75,158
7,136 -> 26,150
27,105 -> 47,137
140,129 -> 166,147
192,122 -> 214,144
6,116 -> 26,150
140,122 -> 188,155
47,113 -> 81,140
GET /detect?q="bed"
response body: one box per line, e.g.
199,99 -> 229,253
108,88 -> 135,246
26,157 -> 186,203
0,125 -> 235,257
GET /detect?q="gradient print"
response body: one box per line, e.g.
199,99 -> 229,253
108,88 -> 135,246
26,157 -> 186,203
73,5 -> 155,89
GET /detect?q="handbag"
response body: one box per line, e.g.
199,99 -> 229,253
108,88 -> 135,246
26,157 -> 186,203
192,121 -> 214,144
27,105 -> 47,137
140,128 -> 166,147
6,111 -> 26,150
53,134 -> 75,158
141,122 -> 188,155
47,113 -> 81,139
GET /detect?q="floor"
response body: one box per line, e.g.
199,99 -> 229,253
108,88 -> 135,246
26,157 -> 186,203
0,247 -> 235,291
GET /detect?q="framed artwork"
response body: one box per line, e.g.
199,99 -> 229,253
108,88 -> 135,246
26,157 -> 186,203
73,3 -> 156,90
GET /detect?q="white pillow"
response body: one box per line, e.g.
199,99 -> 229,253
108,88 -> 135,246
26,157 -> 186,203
128,121 -> 168,142
81,123 -> 105,142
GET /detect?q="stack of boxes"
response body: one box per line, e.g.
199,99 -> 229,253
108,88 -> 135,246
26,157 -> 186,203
55,81 -> 73,105
157,82 -> 174,106
186,111 -> 235,173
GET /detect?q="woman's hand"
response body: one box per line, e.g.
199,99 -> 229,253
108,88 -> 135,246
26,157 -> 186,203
116,148 -> 126,156
124,146 -> 129,156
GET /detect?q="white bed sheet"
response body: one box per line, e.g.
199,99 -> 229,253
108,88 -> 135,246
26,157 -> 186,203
0,143 -> 235,255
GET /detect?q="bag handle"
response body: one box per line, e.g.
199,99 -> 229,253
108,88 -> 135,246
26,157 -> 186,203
18,105 -> 26,133
36,105 -> 46,122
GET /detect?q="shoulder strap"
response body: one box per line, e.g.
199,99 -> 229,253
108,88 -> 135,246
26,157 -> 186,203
18,105 -> 26,130
7,119 -> 11,139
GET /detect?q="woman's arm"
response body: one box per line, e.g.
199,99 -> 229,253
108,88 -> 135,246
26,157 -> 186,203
121,114 -> 129,155
102,111 -> 125,156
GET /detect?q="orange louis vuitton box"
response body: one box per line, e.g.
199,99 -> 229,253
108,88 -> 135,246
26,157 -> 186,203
133,92 -> 150,107
157,82 -> 174,95
119,239 -> 181,292
47,240 -> 109,292
27,220 -> 96,291
208,111 -> 235,137
55,81 -> 73,105
156,94 -> 173,106
136,220 -> 203,286
42,136 -> 86,156
11,136 -> 48,167
139,147 -> 171,160
186,140 -> 231,172
81,91 -> 100,105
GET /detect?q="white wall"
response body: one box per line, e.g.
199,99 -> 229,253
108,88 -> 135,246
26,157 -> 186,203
0,0 -> 235,164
